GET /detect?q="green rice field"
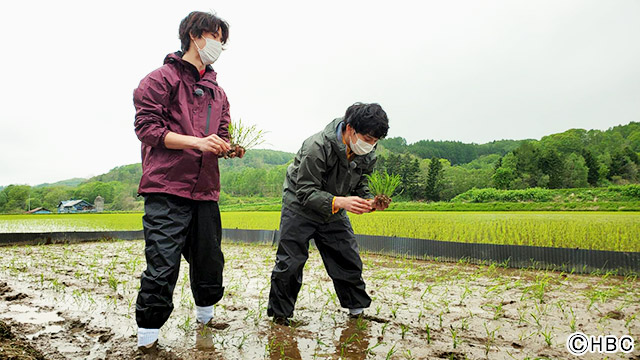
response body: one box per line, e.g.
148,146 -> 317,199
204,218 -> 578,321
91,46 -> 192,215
0,211 -> 638,252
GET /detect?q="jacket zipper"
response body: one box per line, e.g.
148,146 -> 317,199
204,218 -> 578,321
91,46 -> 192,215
205,104 -> 212,134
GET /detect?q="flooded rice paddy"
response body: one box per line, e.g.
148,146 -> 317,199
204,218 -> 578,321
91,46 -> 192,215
0,240 -> 638,359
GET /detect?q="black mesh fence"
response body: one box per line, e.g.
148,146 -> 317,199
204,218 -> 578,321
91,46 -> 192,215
1,229 -> 637,275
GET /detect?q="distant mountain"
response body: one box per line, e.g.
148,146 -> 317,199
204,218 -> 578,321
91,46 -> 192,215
379,121 -> 640,166
2,122 -> 638,214
87,164 -> 141,187
34,178 -> 87,188
219,149 -> 294,171
378,137 -> 528,165
81,149 -> 296,188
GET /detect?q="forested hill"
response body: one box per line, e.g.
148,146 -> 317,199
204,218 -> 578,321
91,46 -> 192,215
379,138 -> 526,166
33,178 -> 87,188
86,149 -> 296,189
219,149 -> 294,170
1,122 -> 638,213
374,121 -> 639,200
378,121 -> 640,166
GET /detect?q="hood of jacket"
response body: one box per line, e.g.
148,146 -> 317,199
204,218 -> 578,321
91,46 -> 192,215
323,117 -> 377,166
164,52 -> 219,90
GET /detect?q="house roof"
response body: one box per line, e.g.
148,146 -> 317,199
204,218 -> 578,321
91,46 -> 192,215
59,200 -> 93,207
26,207 -> 50,214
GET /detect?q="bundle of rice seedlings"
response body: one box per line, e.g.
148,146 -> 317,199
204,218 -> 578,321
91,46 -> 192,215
225,118 -> 266,158
365,171 -> 401,208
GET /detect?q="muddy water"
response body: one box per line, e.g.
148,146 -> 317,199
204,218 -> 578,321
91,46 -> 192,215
0,240 -> 638,359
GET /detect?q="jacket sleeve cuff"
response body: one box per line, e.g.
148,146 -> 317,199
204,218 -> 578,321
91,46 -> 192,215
159,128 -> 170,149
331,197 -> 339,214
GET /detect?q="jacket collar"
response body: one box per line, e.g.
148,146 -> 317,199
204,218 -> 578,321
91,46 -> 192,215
164,52 -> 219,90
324,118 -> 376,165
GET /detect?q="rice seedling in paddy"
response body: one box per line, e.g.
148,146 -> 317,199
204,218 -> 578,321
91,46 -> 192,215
1,211 -> 639,251
0,240 -> 638,358
0,214 -> 144,232
227,211 -> 640,252
354,211 -> 640,252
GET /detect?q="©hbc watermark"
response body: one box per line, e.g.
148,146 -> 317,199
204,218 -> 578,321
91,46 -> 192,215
566,332 -> 635,356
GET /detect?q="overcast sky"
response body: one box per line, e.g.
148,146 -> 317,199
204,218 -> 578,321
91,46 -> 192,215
1,0 -> 639,186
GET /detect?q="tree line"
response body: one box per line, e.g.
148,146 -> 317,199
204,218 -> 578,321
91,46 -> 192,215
1,122 -> 638,213
375,122 -> 640,201
0,152 -> 293,214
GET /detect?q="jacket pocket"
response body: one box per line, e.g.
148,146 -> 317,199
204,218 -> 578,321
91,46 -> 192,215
192,151 -> 220,194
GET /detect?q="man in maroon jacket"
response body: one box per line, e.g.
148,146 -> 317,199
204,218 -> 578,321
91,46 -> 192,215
132,11 -> 241,353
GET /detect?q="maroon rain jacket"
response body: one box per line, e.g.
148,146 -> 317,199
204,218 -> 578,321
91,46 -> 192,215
133,52 -> 230,201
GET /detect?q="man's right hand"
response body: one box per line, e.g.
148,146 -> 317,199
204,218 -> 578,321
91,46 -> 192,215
164,132 -> 231,155
334,196 -> 373,215
196,134 -> 231,155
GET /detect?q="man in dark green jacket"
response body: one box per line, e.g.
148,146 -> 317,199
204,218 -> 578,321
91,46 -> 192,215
267,103 -> 390,324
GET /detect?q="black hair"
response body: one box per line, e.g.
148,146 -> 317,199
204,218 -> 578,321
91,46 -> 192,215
179,11 -> 229,53
344,103 -> 389,139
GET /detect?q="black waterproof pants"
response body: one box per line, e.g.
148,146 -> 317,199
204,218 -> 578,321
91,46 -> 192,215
136,193 -> 224,329
267,207 -> 371,318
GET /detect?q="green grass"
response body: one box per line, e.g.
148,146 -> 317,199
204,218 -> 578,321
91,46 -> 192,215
386,200 -> 640,211
351,211 -> 640,252
218,200 -> 640,212
221,198 -> 640,212
0,213 -> 144,232
2,211 -> 638,252
452,185 -> 640,203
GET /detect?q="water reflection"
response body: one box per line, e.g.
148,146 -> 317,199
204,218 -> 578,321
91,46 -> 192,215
268,323 -> 303,359
194,326 -> 223,358
266,317 -> 371,360
335,317 -> 371,360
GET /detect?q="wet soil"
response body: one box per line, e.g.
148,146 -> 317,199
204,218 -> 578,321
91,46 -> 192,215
373,195 -> 391,209
0,240 -> 638,359
1,318 -> 46,360
224,145 -> 245,159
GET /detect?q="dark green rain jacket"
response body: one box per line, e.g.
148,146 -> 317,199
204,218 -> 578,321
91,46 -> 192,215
282,118 -> 377,223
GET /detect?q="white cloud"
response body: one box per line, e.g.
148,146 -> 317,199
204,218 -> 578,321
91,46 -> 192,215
1,0 -> 639,185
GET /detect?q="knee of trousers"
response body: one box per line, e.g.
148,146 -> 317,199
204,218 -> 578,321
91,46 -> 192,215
328,268 -> 365,284
271,255 -> 306,276
139,279 -> 177,302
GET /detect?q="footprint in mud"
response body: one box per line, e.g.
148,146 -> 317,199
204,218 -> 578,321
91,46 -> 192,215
0,320 -> 12,338
435,351 -> 466,360
98,333 -> 112,343
86,327 -> 114,343
209,322 -> 230,330
361,314 -> 389,324
0,281 -> 11,296
130,346 -> 183,360
5,293 -> 29,301
1,281 -> 28,301
604,310 -> 624,320
68,319 -> 86,333
0,320 -> 46,360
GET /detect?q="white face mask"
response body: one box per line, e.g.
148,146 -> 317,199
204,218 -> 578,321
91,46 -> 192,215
194,37 -> 222,65
350,131 -> 376,155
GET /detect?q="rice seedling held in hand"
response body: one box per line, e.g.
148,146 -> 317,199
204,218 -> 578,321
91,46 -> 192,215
365,171 -> 402,209
224,118 -> 266,158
